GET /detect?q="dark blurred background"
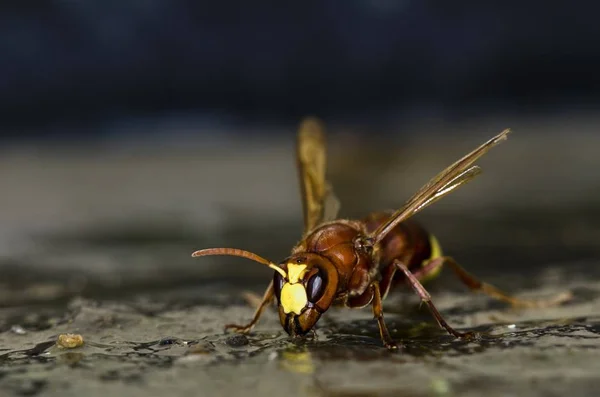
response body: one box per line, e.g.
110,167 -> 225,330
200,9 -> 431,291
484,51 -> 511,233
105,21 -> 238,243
1,1 -> 600,305
2,2 -> 599,137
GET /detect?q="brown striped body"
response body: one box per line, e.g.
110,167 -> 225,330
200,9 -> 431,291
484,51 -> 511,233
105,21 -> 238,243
288,211 -> 435,311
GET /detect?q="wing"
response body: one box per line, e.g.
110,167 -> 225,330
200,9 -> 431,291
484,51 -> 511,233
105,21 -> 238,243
296,117 -> 341,234
369,129 -> 511,245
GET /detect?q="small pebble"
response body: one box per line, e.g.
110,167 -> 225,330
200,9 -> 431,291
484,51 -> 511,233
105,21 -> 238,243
57,333 -> 84,349
11,325 -> 26,335
225,334 -> 249,347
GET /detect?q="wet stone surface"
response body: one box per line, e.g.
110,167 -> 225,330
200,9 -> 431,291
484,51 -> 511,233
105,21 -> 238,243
1,269 -> 600,397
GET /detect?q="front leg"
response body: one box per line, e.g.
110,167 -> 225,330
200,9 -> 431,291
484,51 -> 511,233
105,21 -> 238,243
224,281 -> 274,334
394,260 -> 476,339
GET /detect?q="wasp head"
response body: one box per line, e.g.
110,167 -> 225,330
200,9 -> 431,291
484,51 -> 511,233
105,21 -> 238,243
271,253 -> 339,336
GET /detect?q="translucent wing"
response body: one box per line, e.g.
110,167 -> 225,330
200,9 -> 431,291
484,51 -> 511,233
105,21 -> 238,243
413,165 -> 481,214
370,129 -> 511,244
296,117 -> 340,234
321,182 -> 341,225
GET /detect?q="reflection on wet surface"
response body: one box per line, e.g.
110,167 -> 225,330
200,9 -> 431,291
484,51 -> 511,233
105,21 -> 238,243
1,277 -> 600,397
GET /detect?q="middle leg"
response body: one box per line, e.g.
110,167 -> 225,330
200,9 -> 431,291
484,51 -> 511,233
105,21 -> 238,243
371,281 -> 399,350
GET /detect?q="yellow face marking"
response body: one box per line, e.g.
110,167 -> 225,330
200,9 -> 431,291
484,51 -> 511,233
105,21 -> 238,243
281,283 -> 308,314
286,263 -> 308,284
279,263 -> 309,315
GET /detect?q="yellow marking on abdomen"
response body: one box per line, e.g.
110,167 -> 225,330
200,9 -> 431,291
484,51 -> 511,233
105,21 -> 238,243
429,234 -> 442,260
419,234 -> 443,282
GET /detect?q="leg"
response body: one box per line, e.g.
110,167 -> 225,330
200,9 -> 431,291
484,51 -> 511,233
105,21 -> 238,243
224,281 -> 274,334
395,260 -> 476,339
242,291 -> 264,307
413,256 -> 572,308
371,281 -> 399,350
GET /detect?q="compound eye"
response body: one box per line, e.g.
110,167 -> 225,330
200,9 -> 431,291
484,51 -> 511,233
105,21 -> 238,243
273,271 -> 285,301
306,273 -> 325,303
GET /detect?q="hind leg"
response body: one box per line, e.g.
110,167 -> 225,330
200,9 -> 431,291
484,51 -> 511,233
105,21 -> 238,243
395,260 -> 476,339
412,256 -> 572,308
